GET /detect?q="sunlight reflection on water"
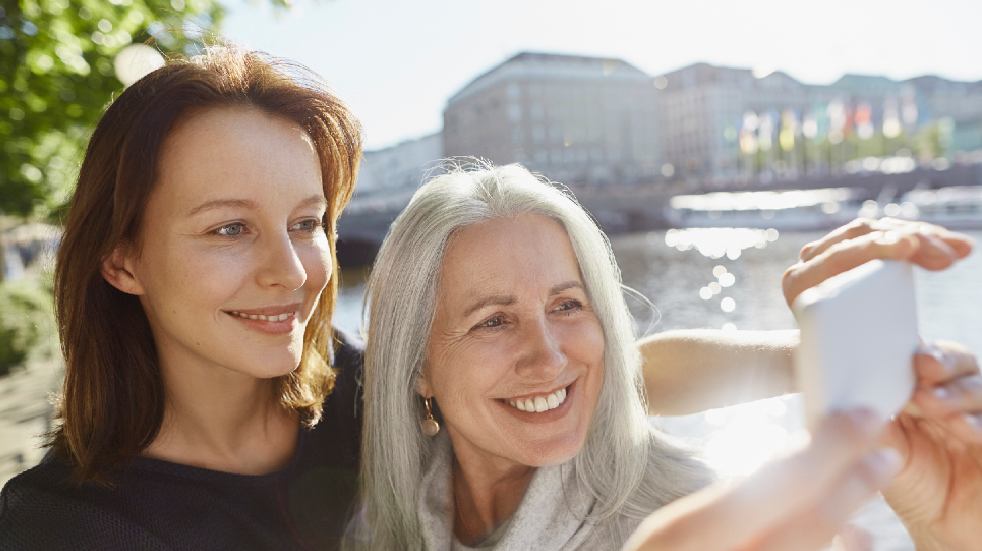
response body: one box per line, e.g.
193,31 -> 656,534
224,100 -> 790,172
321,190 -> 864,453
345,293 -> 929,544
654,395 -> 806,478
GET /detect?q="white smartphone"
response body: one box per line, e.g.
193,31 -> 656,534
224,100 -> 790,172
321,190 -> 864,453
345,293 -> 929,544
792,259 -> 920,430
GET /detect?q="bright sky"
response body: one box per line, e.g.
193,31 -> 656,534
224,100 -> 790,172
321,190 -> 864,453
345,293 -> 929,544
223,0 -> 982,150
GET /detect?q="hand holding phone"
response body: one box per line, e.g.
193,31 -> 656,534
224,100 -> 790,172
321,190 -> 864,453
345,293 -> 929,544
792,259 -> 919,429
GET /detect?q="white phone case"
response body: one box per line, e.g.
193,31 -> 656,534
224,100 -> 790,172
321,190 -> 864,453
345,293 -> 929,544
792,259 -> 919,430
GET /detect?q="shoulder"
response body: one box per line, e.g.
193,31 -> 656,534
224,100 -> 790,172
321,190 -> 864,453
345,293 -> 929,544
320,327 -> 364,429
331,326 -> 364,374
326,326 -> 364,410
0,457 -> 168,550
307,327 -> 365,469
1,455 -> 74,517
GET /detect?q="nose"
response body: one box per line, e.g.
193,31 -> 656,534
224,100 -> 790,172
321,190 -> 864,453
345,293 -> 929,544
255,231 -> 308,291
514,317 -> 568,381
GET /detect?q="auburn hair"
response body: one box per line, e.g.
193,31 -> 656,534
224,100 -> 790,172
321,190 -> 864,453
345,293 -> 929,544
50,46 -> 362,482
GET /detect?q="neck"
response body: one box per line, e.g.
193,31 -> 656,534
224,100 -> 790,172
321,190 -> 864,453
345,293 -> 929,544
143,354 -> 299,475
450,437 -> 535,546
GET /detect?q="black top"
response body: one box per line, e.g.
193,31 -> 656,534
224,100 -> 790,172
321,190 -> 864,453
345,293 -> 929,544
0,330 -> 364,551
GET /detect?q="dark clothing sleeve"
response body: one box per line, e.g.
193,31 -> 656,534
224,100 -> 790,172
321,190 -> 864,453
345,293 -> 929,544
0,329 -> 365,551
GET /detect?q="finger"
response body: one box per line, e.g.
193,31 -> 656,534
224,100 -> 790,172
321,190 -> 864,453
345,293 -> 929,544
800,218 -> 880,261
801,217 -> 974,265
879,417 -> 913,463
783,231 -> 918,306
831,523 -> 874,551
874,216 -> 975,246
686,410 -> 885,544
914,342 -> 980,385
943,233 -> 975,258
751,448 -> 901,551
913,375 -> 982,418
908,233 -> 959,271
938,411 -> 982,446
875,217 -> 975,258
877,218 -> 974,264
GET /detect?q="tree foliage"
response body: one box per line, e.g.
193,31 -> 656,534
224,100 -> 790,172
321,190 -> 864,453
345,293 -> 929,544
0,0 -> 225,218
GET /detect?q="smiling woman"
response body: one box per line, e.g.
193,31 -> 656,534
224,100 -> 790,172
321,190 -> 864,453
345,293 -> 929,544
422,215 -> 607,470
353,164 -> 713,549
107,107 -> 332,384
0,46 -> 365,550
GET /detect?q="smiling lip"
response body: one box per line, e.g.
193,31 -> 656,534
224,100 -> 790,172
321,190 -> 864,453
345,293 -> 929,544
497,380 -> 577,424
224,303 -> 301,335
505,379 -> 575,402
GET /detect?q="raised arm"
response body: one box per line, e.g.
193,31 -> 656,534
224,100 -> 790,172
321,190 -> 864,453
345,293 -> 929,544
641,329 -> 797,416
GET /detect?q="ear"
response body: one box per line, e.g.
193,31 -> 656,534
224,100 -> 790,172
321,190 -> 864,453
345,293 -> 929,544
101,245 -> 146,296
415,372 -> 432,399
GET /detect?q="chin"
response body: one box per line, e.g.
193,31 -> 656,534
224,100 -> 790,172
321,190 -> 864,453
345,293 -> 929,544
238,351 -> 303,380
518,434 -> 587,467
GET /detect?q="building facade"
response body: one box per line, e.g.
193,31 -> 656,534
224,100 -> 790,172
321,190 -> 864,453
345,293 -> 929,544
373,53 -> 981,191
443,52 -> 662,187
656,63 -> 982,184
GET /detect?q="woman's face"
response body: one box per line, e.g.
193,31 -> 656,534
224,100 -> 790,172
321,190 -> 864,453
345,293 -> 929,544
110,106 -> 331,380
422,214 -> 606,469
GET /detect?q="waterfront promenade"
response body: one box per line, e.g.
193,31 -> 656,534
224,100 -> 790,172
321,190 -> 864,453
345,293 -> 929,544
0,360 -> 58,486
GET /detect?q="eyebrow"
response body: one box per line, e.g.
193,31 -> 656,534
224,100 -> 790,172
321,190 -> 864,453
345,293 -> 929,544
461,280 -> 584,317
463,295 -> 516,317
187,195 -> 327,216
550,281 -> 583,295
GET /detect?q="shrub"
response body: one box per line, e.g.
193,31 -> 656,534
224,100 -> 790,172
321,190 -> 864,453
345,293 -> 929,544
0,276 -> 55,376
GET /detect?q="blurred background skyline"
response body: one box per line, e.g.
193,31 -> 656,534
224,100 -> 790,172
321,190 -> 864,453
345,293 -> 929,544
223,0 -> 982,150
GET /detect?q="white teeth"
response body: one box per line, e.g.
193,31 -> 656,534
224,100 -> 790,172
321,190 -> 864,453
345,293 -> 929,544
230,311 -> 293,322
507,387 -> 568,413
546,393 -> 559,409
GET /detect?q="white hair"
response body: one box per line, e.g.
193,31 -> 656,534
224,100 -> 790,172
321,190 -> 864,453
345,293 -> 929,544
352,161 -> 710,549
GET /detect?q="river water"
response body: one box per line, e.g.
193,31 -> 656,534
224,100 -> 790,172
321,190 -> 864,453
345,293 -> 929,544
336,229 -> 981,550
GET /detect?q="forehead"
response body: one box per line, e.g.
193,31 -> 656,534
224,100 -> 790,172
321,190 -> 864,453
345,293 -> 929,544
153,106 -> 323,209
438,214 -> 582,298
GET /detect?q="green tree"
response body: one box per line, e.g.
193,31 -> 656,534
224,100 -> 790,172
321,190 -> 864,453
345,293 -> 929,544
0,0 -> 226,225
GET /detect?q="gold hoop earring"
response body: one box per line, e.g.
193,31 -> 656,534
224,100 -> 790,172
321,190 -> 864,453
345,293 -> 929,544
420,397 -> 440,437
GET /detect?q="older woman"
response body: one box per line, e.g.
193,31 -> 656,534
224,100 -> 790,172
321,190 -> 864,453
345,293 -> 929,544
357,164 -> 716,549
353,164 -> 982,550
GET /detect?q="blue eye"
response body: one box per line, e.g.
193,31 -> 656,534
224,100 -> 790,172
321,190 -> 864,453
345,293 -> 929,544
215,223 -> 246,237
291,218 -> 324,233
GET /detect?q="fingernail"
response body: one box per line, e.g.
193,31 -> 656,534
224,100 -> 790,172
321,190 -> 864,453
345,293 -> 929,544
916,342 -> 940,356
918,343 -> 952,372
933,386 -> 950,400
870,448 -> 903,477
965,414 -> 982,431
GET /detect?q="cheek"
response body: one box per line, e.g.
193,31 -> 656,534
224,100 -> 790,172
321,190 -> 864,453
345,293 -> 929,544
428,344 -> 501,405
571,319 -> 606,385
566,317 -> 606,362
139,243 -> 246,309
301,237 -> 332,290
